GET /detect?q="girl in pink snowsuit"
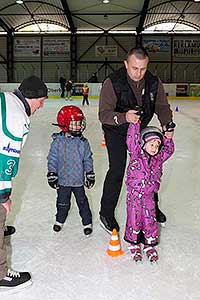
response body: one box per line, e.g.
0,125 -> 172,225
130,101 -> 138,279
124,121 -> 174,262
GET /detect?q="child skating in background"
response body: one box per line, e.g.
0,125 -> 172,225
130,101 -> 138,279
82,83 -> 89,106
124,121 -> 175,262
47,105 -> 95,236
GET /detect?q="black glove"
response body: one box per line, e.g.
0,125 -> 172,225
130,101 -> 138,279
134,105 -> 143,116
166,121 -> 176,131
47,172 -> 58,189
85,171 -> 95,189
163,121 -> 176,133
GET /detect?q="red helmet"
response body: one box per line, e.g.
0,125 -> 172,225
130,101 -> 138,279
56,106 -> 86,136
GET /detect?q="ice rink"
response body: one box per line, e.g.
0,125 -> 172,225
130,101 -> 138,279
2,98 -> 200,299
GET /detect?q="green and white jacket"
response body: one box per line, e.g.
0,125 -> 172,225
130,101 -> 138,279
0,92 -> 30,203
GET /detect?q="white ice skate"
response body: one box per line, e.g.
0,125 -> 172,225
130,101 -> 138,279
143,245 -> 158,263
128,244 -> 142,262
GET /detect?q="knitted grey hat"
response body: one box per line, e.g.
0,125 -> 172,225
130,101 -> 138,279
19,76 -> 48,99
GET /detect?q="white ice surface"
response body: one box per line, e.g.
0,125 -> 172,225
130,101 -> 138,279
2,99 -> 200,299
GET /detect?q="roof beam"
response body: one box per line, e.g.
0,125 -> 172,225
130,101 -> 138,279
149,0 -> 196,12
23,2 -> 42,32
136,0 -> 150,34
171,1 -> 193,32
0,17 -> 13,33
73,13 -> 138,16
60,0 -> 76,33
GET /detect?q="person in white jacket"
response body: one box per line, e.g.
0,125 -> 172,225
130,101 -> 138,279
0,76 -> 48,291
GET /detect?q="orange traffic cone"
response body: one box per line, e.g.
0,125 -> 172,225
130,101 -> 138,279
106,229 -> 124,257
101,136 -> 106,147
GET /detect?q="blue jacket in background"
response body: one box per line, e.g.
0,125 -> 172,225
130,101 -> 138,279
47,132 -> 94,187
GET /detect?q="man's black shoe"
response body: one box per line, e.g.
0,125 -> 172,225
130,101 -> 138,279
100,215 -> 120,234
4,226 -> 16,237
156,207 -> 167,224
0,269 -> 32,290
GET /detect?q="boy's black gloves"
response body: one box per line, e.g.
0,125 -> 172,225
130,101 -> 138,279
85,171 -> 95,189
47,172 -> 58,189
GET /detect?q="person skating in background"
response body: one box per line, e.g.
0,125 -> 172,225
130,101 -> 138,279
59,76 -> 66,98
82,83 -> 89,106
0,76 -> 48,291
125,121 -> 175,262
98,47 -> 174,234
65,79 -> 73,101
47,106 -> 95,236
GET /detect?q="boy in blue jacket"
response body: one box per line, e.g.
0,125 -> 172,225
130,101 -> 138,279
47,106 -> 95,236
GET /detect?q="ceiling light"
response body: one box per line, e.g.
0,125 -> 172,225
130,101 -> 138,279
16,0 -> 24,4
102,0 -> 110,4
194,0 -> 200,2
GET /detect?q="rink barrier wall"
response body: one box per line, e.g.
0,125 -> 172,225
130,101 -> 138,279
168,96 -> 200,100
0,83 -> 200,100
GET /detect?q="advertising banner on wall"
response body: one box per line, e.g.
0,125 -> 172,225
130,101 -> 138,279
95,45 -> 117,57
189,84 -> 200,96
14,38 -> 40,56
176,84 -> 188,96
143,38 -> 170,53
173,38 -> 200,57
43,38 -> 70,56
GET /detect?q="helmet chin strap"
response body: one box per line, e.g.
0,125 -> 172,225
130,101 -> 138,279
70,131 -> 82,137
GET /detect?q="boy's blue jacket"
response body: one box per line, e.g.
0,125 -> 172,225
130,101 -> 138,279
47,132 -> 94,187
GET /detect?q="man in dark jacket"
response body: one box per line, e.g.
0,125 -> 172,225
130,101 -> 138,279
99,47 -> 174,233
59,76 -> 66,98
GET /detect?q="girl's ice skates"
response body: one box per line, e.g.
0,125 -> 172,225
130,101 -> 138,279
143,245 -> 158,262
128,244 -> 142,262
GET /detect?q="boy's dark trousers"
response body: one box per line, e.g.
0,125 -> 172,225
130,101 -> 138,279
56,186 -> 92,226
